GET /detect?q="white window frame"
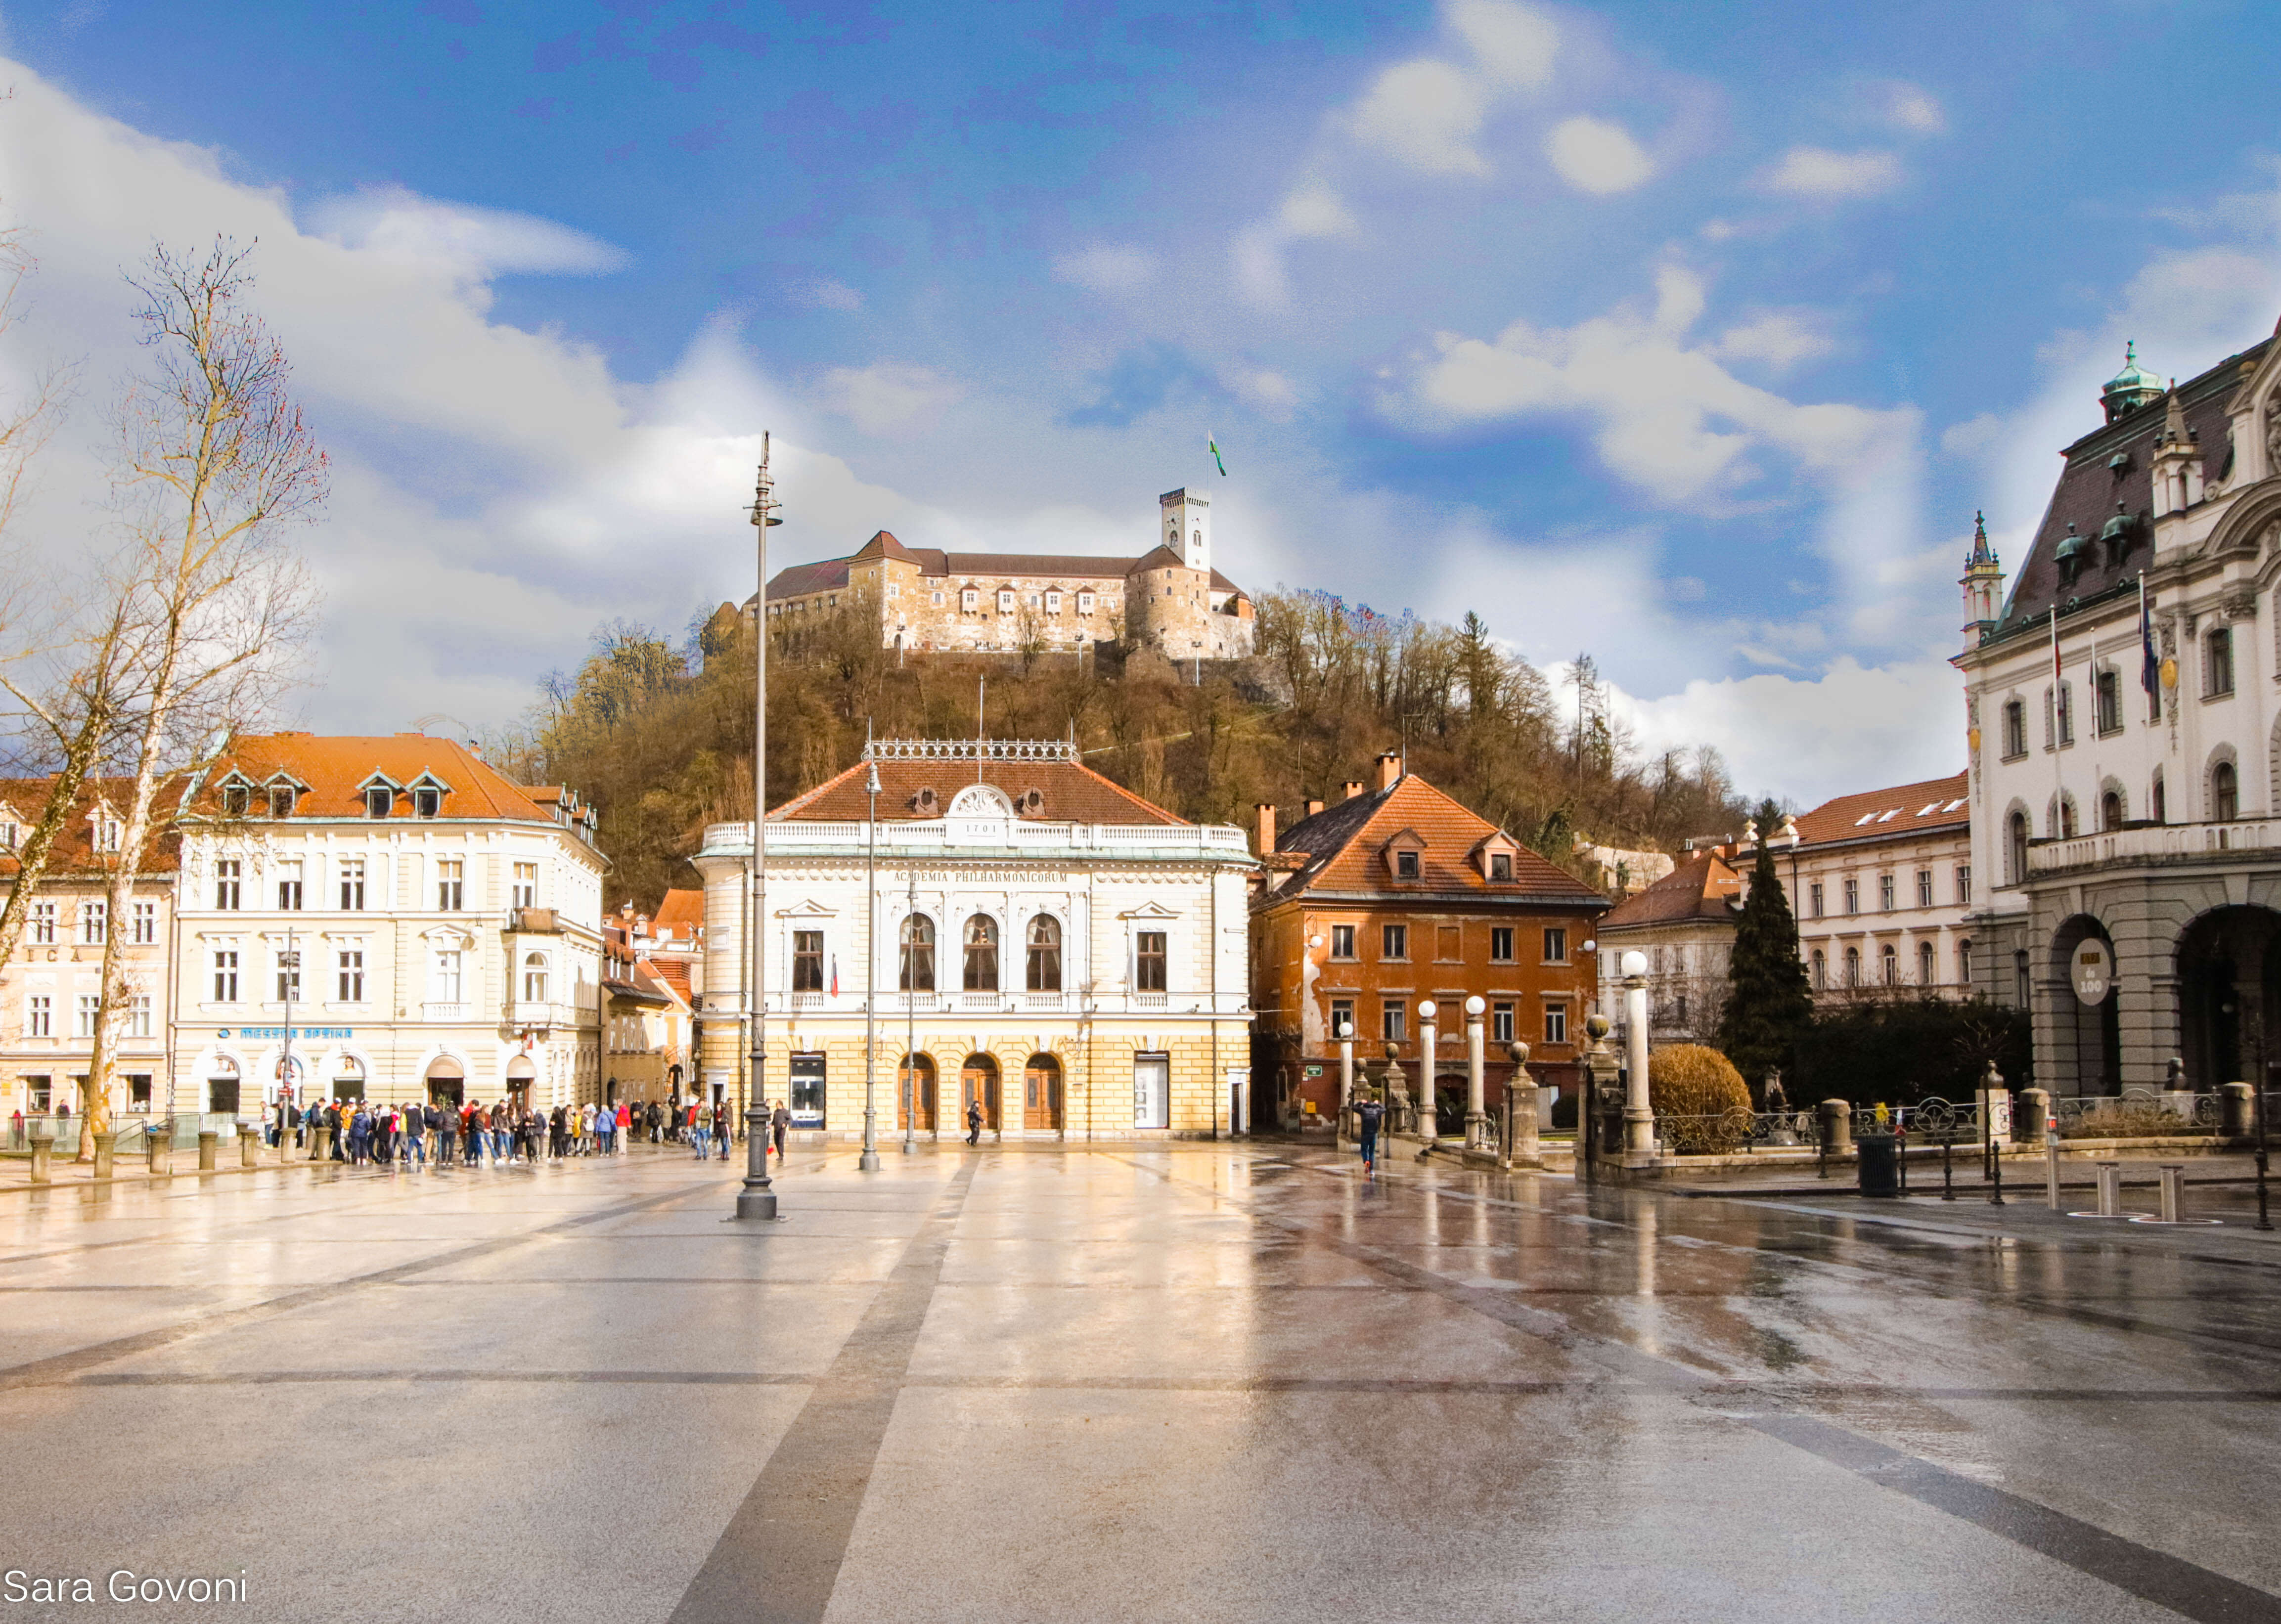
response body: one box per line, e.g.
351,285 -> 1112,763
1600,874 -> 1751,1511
338,857 -> 365,911
337,948 -> 364,1004
27,994 -> 50,1038
131,900 -> 157,944
80,901 -> 106,946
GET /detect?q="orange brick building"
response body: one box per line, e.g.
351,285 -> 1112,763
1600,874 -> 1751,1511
1249,755 -> 1607,1128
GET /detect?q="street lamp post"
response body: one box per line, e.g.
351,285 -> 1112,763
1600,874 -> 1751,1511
278,931 -> 299,1154
860,759 -> 882,1172
1337,1020 -> 1355,1144
736,437 -> 783,1222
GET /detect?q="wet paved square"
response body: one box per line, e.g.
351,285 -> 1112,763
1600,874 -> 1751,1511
1,1143 -> 2277,1622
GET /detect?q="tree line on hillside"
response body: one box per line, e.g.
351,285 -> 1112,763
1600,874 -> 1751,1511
492,586 -> 1752,912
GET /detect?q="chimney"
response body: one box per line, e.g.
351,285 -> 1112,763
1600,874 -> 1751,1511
1305,798 -> 1325,819
1254,802 -> 1277,854
1342,780 -> 1366,801
1374,752 -> 1402,792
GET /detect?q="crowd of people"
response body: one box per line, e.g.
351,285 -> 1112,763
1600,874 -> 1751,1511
267,1096 -> 752,1168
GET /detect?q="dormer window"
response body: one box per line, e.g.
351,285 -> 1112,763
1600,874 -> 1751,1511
94,818 -> 122,853
910,787 -> 939,815
1490,853 -> 1513,882
365,786 -> 393,818
1395,850 -> 1420,879
221,783 -> 250,818
1016,788 -> 1045,815
414,787 -> 442,819
268,786 -> 296,818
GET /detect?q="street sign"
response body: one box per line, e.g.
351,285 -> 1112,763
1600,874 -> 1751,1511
2071,939 -> 2112,1005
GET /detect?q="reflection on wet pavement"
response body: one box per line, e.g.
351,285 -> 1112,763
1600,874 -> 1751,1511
1,1143 -> 2277,1623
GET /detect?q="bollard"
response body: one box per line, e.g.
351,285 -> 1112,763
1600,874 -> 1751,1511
1818,1099 -> 1852,1157
2158,1163 -> 2186,1224
2095,1161 -> 2122,1217
2222,1082 -> 2255,1139
2046,1131 -> 2063,1211
29,1139 -> 50,1184
197,1130 -> 218,1172
2015,1088 -> 2050,1142
92,1131 -> 115,1182
239,1126 -> 261,1168
147,1125 -> 171,1176
312,1124 -> 333,1163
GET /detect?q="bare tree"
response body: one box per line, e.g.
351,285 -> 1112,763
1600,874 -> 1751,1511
79,239 -> 326,1144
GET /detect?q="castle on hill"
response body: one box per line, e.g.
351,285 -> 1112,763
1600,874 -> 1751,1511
744,487 -> 1257,660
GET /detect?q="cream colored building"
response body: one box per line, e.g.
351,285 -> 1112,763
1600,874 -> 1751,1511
169,734 -> 607,1116
1780,774 -> 1976,999
0,779 -> 179,1124
695,738 -> 1255,1141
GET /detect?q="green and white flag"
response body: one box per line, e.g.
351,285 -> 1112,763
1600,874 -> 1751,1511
1208,434 -> 1226,477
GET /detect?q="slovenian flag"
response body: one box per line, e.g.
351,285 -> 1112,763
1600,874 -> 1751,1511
830,957 -> 839,997
1208,434 -> 1226,477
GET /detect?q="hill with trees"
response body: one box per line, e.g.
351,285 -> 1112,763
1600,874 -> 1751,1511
492,587 -> 1749,913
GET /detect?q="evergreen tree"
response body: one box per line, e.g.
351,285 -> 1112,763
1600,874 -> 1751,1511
1719,798 -> 1813,1098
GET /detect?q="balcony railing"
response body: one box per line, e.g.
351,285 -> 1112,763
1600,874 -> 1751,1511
423,1001 -> 471,1021
2028,817 -> 2281,877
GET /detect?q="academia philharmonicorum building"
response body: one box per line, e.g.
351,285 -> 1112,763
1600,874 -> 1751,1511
694,739 -> 1255,1140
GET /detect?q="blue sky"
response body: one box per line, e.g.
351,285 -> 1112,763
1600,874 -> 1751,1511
1,0 -> 2278,802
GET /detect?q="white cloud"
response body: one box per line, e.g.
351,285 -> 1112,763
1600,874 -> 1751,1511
1053,245 -> 1156,295
306,184 -> 629,280
1447,0 -> 1557,91
1624,658 -> 1964,806
1712,311 -> 1834,370
1878,82 -> 1946,135
1279,179 -> 1356,240
812,362 -> 964,436
1765,147 -> 1905,200
793,278 -> 864,311
1349,58 -> 1489,176
1544,115 -> 1653,195
1397,265 -> 1912,508
1223,366 -> 1300,418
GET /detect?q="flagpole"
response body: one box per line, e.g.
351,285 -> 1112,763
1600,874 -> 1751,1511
2051,605 -> 2065,835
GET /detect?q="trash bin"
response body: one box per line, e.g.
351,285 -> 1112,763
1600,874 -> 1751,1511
1857,1132 -> 1901,1197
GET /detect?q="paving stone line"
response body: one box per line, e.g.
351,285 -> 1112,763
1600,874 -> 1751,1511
1129,1149 -> 2281,1616
0,1178 -> 717,1392
668,1161 -> 978,1624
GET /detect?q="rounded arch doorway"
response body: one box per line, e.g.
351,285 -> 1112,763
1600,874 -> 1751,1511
506,1055 -> 537,1108
1023,1053 -> 1064,1132
960,1053 -> 1001,1133
898,1053 -> 938,1132
425,1055 -> 465,1108
2177,905 -> 2281,1092
2050,914 -> 2121,1097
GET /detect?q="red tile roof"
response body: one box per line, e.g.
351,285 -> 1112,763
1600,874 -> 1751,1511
0,777 -> 184,877
652,888 -> 704,939
1790,772 -> 1969,849
771,749 -> 1184,826
186,734 -> 571,826
1601,849 -> 1742,930
1266,773 -> 1605,908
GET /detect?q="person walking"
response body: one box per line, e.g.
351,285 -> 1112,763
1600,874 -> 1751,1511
964,1095 -> 983,1147
689,1106 -> 710,1161
1356,1095 -> 1386,1179
405,1104 -> 426,1167
768,1099 -> 787,1162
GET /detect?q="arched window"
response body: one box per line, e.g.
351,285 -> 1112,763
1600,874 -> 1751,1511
2101,790 -> 2123,832
2058,796 -> 2077,839
1879,943 -> 1897,984
2152,773 -> 2166,824
1844,946 -> 1861,987
1918,941 -> 1935,984
899,914 -> 936,992
2213,759 -> 2239,822
962,915 -> 999,991
521,952 -> 547,1002
1810,949 -> 1825,989
1025,915 -> 1062,991
2007,811 -> 2029,885
1956,939 -> 1971,986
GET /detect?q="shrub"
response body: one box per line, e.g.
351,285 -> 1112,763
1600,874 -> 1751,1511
1791,995 -> 2030,1109
1650,1044 -> 1753,1152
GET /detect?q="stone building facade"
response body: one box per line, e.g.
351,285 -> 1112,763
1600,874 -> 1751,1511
1781,774 -> 1975,1000
753,488 -> 1256,660
169,734 -> 607,1116
1595,847 -> 1742,1049
0,779 -> 179,1125
1250,754 -> 1607,1129
1960,322 -> 2281,1097
694,739 -> 1255,1141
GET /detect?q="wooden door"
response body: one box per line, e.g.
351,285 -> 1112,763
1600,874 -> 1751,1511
1024,1055 -> 1063,1131
962,1055 -> 1000,1129
898,1056 -> 937,1131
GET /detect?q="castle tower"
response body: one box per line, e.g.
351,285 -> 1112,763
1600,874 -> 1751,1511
1160,488 -> 1210,573
1961,511 -> 2003,651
